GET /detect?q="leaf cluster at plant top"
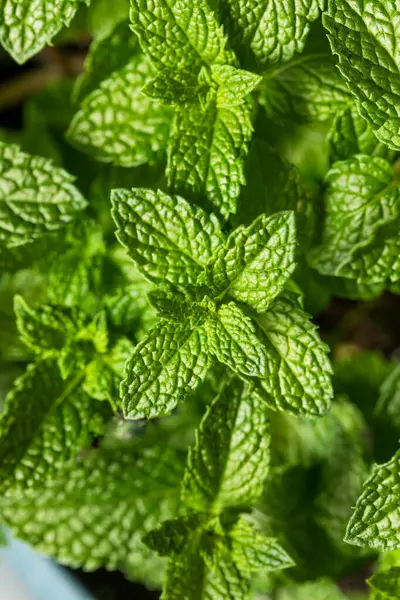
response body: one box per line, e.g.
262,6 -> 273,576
0,0 -> 400,598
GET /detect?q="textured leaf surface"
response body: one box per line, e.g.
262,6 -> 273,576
228,519 -> 293,574
329,105 -> 398,163
0,0 -> 88,63
376,364 -> 400,430
111,188 -> 224,285
223,0 -> 324,69
14,295 -> 78,353
324,0 -> 400,149
260,53 -> 351,121
121,320 -> 211,419
130,0 -> 232,77
0,360 -> 98,494
205,302 -> 268,378
162,542 -> 250,600
205,211 -> 296,311
253,294 -> 333,416
2,446 -> 184,572
346,448 -> 400,550
182,378 -> 270,512
368,567 -> 400,599
75,19 -> 139,101
167,101 -> 253,219
210,65 -> 262,107
0,142 -> 87,249
67,54 -> 172,167
309,156 -> 400,279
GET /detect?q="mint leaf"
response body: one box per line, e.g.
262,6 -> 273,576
83,337 -> 134,404
46,220 -> 104,309
253,294 -> 333,416
223,0 -> 324,70
260,53 -> 351,122
162,542 -> 249,600
228,518 -> 293,574
309,155 -> 400,279
324,0 -> 400,150
368,567 -> 400,600
210,65 -> 262,107
143,514 -> 204,557
167,101 -> 253,219
277,579 -> 349,600
376,364 -> 400,430
315,425 -> 368,552
0,142 -> 87,249
121,320 -> 211,419
130,0 -> 232,77
329,105 -> 398,163
74,19 -> 139,101
339,218 -> 400,284
346,448 -> 400,550
14,295 -> 79,354
67,53 -> 172,167
0,360 -> 100,494
182,377 -> 270,512
204,211 -> 296,312
142,71 -> 200,106
205,302 -> 268,378
0,0 -> 89,63
234,141 -> 301,226
2,446 -> 184,572
111,188 -> 224,286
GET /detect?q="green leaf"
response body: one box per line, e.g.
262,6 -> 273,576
223,0 -> 324,70
0,142 -> 87,249
167,101 -> 253,219
74,19 -> 139,101
14,295 -> 79,354
182,377 -> 270,512
121,319 -> 211,419
46,221 -> 105,309
111,188 -> 224,286
227,518 -> 293,574
0,360 -> 101,494
329,105 -> 398,163
376,364 -> 400,430
143,514 -> 204,557
0,0 -> 89,63
234,141 -> 301,226
253,294 -> 333,416
324,0 -> 400,150
346,448 -> 400,550
67,53 -> 172,167
309,155 -> 400,280
315,425 -> 368,552
162,537 -> 251,600
142,71 -> 200,106
339,218 -> 400,284
83,337 -> 134,404
277,579 -> 349,600
2,446 -> 184,572
204,211 -> 297,312
368,567 -> 400,600
260,53 -> 351,122
130,0 -> 233,78
205,302 -> 268,378
209,65 -> 262,107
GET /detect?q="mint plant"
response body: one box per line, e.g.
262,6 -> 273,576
0,1 -> 400,599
